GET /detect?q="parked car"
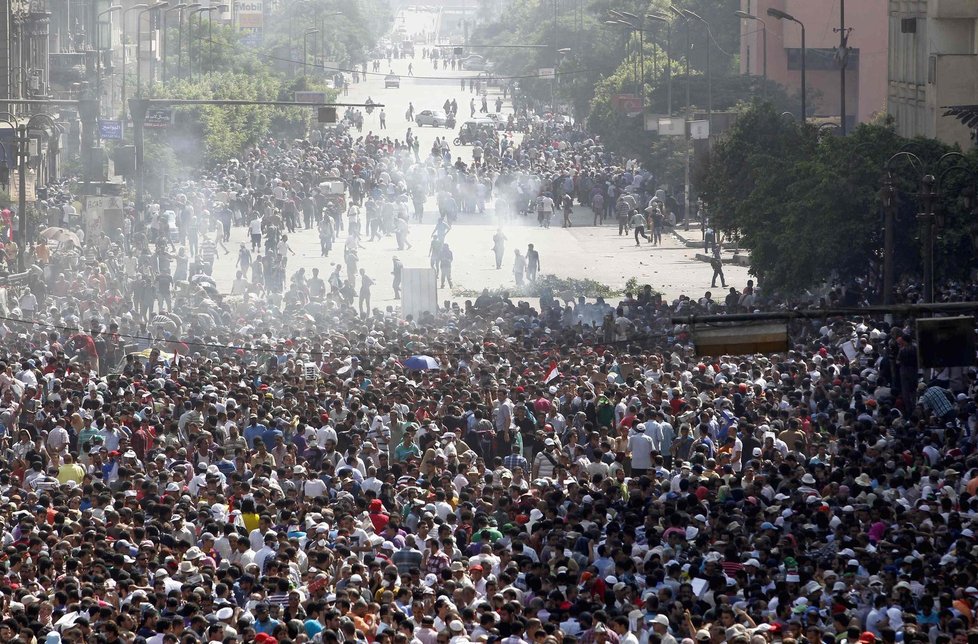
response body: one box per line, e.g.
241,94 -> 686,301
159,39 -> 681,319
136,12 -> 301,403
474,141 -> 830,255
460,54 -> 487,71
385,74 -> 401,88
482,112 -> 506,130
454,120 -> 497,146
415,109 -> 449,127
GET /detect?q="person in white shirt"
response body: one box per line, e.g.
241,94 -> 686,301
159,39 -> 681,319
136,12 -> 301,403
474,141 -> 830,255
628,423 -> 655,474
303,471 -> 329,498
254,532 -> 278,574
644,415 -> 663,451
228,535 -> 256,569
46,424 -> 69,456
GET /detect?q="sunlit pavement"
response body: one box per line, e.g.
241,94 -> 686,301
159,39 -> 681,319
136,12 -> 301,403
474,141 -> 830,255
208,9 -> 749,305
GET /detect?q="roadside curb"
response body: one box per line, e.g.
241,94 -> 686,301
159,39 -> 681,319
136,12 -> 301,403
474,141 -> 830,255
693,252 -> 751,268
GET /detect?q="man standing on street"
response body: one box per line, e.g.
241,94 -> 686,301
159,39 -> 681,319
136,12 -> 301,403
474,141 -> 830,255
630,210 -> 649,246
526,244 -> 540,283
379,109 -> 387,129
561,193 -> 574,228
439,243 -> 454,289
710,242 -> 726,288
492,228 -> 506,269
359,268 -> 374,316
391,257 -> 402,299
536,193 -> 555,228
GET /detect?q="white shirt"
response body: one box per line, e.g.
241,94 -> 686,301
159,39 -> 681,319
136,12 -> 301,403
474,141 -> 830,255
628,431 -> 655,470
303,478 -> 328,498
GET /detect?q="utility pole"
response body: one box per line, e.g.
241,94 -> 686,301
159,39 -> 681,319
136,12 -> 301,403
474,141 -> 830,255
834,0 -> 850,134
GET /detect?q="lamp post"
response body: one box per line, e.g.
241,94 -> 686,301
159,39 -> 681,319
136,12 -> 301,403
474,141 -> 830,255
835,0 -> 851,134
767,7 -> 805,121
188,6 -> 216,82
178,3 -> 202,80
122,4 -> 149,120
610,10 -> 644,107
604,19 -> 638,98
303,28 -> 320,78
96,5 -> 122,118
137,3 -> 168,95
880,172 -> 897,305
647,13 -> 671,115
320,12 -> 343,78
883,151 -> 977,303
162,4 -> 187,83
209,5 -> 230,75
682,9 -> 711,128
668,5 -> 692,229
735,10 -> 766,97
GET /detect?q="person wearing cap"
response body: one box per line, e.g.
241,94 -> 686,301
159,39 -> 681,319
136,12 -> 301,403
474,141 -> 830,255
532,436 -> 561,479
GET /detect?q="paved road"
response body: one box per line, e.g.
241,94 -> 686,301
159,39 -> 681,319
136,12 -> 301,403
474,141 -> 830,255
208,9 -> 749,306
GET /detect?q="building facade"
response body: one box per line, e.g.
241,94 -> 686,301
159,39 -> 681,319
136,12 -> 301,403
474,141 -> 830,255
739,0 -> 889,129
888,0 -> 978,148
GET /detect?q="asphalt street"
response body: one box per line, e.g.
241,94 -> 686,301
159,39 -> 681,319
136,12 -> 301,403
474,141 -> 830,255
209,8 -> 749,306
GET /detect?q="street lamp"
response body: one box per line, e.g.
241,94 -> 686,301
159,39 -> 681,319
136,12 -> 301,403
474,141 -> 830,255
188,6 -> 217,82
883,151 -> 977,303
303,28 -> 320,78
137,2 -> 168,95
682,9 -> 711,126
162,4 -> 188,82
320,12 -> 343,77
178,3 -> 202,80
647,13 -> 672,115
767,7 -> 806,121
735,10 -> 767,96
668,5 -> 692,230
604,19 -> 639,99
96,5 -> 122,118
610,10 -> 644,103
122,4 -> 149,121
209,5 -> 230,75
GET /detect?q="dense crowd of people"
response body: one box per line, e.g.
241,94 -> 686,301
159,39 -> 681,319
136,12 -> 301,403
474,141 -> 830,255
2,26 -> 978,644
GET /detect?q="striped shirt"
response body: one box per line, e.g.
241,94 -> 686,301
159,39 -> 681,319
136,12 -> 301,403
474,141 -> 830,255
200,239 -> 217,262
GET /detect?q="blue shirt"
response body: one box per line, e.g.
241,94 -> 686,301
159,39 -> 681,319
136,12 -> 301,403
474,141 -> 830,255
261,427 -> 284,449
254,617 -> 280,635
244,423 -> 266,449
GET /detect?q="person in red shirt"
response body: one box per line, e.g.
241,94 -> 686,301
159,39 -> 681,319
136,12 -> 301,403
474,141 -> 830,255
368,498 -> 389,533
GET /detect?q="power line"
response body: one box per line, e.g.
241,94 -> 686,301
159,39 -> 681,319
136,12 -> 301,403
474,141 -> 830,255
197,36 -> 601,82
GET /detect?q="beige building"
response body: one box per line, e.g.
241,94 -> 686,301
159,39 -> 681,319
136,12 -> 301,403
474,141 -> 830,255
888,0 -> 978,148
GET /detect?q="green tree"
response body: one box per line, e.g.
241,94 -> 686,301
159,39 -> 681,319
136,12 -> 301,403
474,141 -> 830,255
700,102 -> 978,295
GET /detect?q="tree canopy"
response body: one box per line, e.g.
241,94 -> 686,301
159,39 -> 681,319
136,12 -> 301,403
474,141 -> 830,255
701,103 -> 978,296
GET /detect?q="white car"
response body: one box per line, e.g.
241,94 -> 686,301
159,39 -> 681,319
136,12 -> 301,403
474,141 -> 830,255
461,54 -> 487,71
415,109 -> 448,127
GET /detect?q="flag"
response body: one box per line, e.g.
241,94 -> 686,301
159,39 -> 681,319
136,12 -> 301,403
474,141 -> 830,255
543,361 -> 559,384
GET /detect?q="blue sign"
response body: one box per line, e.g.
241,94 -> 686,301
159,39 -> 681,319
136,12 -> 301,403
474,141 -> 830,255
99,120 -> 123,140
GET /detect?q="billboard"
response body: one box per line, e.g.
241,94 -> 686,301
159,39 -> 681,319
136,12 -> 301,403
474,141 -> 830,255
235,0 -> 264,30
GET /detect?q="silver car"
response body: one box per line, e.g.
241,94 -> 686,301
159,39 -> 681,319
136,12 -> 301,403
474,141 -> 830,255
415,109 -> 448,127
